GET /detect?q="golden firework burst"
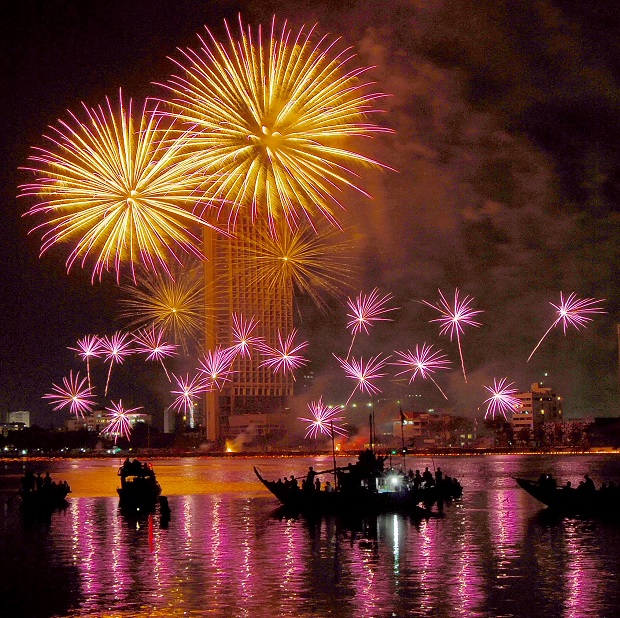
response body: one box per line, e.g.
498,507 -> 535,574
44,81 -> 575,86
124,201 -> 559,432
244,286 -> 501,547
161,16 -> 391,233
20,91 -> 224,282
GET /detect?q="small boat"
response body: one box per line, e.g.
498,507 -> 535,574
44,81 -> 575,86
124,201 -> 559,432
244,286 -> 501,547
20,483 -> 71,512
255,450 -> 462,516
117,459 -> 162,514
515,476 -> 620,517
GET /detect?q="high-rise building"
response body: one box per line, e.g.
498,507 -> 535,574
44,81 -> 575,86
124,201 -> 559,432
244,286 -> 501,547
512,382 -> 563,436
203,219 -> 294,444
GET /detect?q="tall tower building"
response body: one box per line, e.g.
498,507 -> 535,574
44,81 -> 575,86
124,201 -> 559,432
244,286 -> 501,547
203,219 -> 294,443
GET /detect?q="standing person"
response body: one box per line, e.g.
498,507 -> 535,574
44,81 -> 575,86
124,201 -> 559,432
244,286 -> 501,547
305,467 -> 317,491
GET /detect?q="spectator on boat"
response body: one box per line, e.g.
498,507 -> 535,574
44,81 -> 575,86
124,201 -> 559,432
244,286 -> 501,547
22,471 -> 36,494
325,481 -> 334,492
422,467 -> 434,487
583,474 -> 596,492
35,472 -> 43,491
43,472 -> 52,488
314,477 -> 321,492
413,470 -> 422,490
305,467 -> 317,491
276,478 -> 284,489
290,475 -> 299,491
563,481 -> 572,490
435,468 -> 443,486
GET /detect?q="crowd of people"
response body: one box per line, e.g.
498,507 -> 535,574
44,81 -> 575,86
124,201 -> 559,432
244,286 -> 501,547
21,471 -> 71,498
538,472 -> 620,494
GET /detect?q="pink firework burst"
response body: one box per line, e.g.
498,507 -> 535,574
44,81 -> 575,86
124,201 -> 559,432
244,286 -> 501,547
258,329 -> 309,376
102,400 -> 141,443
43,370 -> 97,417
170,372 -> 208,416
99,331 -> 134,396
68,334 -> 102,388
228,313 -> 262,359
392,343 -> 451,400
197,346 -> 236,390
299,397 -> 348,439
334,353 -> 390,404
346,288 -> 398,357
133,326 -> 178,380
483,378 -> 520,420
527,292 -> 606,361
422,288 -> 482,383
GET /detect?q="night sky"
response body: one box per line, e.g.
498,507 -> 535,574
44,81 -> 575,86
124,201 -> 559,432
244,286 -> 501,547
3,0 -> 620,427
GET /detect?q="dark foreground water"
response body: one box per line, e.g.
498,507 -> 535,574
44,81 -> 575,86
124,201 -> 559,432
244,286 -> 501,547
2,454 -> 620,618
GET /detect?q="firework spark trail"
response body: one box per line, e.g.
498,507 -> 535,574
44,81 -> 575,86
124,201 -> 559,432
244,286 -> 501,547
346,288 -> 398,358
392,343 -> 451,400
483,378 -> 520,420
334,353 -> 390,405
161,16 -> 391,235
43,370 -> 97,417
119,260 -> 205,354
68,335 -> 102,388
197,346 -> 236,390
299,397 -> 347,439
228,313 -> 262,360
100,331 -> 135,396
133,326 -> 178,381
422,288 -> 482,383
258,329 -> 309,376
170,372 -> 209,416
527,292 -> 606,361
102,400 -> 141,443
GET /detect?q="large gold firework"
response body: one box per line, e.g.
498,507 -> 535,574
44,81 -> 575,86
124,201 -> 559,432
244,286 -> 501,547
238,221 -> 358,309
162,16 -> 390,233
20,91 -> 223,282
119,260 -> 206,353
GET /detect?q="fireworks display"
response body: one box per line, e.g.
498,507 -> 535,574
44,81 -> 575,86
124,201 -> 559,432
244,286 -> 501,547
423,288 -> 482,383
240,223 -> 357,309
228,314 -> 262,359
102,400 -> 141,442
527,292 -> 606,361
170,372 -> 208,416
162,16 -> 390,234
119,260 -> 205,353
43,370 -> 97,417
258,329 -> 309,375
99,331 -> 135,396
299,397 -> 348,439
133,326 -> 178,380
334,353 -> 390,404
20,92 -> 224,282
392,343 -> 451,400
197,346 -> 236,390
483,378 -> 520,421
68,335 -> 102,388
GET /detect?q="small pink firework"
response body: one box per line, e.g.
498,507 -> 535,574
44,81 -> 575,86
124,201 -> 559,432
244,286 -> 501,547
102,400 -> 141,443
527,292 -> 606,361
170,372 -> 208,416
133,326 -> 178,381
197,346 -> 236,390
228,313 -> 262,359
422,288 -> 482,383
483,378 -> 520,420
346,288 -> 398,357
334,353 -> 390,404
258,329 -> 309,376
392,343 -> 451,400
43,370 -> 97,417
299,397 -> 348,439
99,331 -> 134,395
68,334 -> 102,388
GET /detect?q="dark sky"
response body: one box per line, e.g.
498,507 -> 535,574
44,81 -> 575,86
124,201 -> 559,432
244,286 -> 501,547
2,0 -> 620,426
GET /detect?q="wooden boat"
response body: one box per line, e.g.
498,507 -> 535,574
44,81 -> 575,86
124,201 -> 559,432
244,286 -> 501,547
515,477 -> 620,517
20,484 -> 71,512
255,451 -> 462,516
117,460 -> 162,513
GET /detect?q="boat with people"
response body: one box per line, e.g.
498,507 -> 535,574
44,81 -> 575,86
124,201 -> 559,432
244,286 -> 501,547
516,473 -> 620,517
117,458 -> 162,514
19,471 -> 71,513
255,449 -> 463,516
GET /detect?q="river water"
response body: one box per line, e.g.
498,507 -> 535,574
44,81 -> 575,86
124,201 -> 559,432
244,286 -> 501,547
1,453 -> 620,618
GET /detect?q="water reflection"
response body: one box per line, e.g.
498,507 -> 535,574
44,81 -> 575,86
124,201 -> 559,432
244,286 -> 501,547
2,455 -> 620,617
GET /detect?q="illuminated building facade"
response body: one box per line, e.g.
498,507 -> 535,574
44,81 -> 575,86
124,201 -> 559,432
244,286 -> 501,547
203,219 -> 294,443
512,382 -> 563,436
